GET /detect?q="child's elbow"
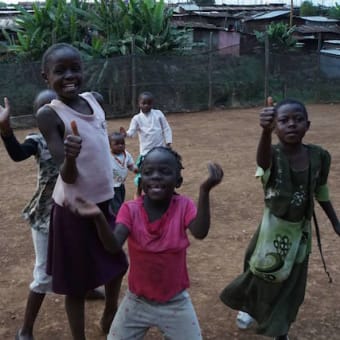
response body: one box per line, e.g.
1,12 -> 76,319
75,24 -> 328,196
191,230 -> 208,240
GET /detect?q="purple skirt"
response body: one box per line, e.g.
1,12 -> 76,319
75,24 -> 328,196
47,200 -> 128,296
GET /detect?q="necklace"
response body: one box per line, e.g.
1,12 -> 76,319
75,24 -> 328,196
113,151 -> 126,168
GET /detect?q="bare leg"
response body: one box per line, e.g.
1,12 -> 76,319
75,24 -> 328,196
16,290 -> 45,340
65,295 -> 86,340
100,274 -> 124,334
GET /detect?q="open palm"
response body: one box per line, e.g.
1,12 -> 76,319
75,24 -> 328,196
0,97 -> 10,126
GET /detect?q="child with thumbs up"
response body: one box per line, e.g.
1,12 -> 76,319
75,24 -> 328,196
220,97 -> 340,340
36,43 -> 128,339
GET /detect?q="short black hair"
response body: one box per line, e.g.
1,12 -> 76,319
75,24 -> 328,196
41,43 -> 81,74
109,131 -> 125,140
275,98 -> 309,120
138,91 -> 154,101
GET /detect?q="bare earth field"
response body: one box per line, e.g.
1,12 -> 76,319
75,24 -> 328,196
1,104 -> 340,340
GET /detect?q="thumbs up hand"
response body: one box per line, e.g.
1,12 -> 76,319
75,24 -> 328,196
64,120 -> 82,160
259,96 -> 276,132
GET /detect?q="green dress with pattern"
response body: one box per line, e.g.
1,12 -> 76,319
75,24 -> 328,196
220,143 -> 331,337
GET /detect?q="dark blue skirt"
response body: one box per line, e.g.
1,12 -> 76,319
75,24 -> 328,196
47,200 -> 128,296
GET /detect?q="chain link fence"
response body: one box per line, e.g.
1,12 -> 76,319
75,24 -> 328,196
1,46 -> 339,127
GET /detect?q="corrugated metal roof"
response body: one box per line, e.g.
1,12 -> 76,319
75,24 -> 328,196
324,40 -> 340,44
249,10 -> 290,20
320,49 -> 340,56
172,21 -> 227,30
0,18 -> 15,29
173,4 -> 200,13
294,24 -> 340,34
193,11 -> 228,18
301,16 -> 339,23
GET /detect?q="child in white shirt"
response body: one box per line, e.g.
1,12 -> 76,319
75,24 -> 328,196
120,91 -> 172,196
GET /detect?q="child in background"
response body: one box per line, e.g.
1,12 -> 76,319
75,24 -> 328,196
220,98 -> 340,340
120,91 -> 172,197
65,146 -> 224,340
36,43 -> 128,339
109,131 -> 138,215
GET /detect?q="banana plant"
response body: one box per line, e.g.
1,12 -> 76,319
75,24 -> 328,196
255,22 -> 297,52
4,0 -> 89,61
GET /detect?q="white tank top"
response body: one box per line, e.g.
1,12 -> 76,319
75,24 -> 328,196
49,92 -> 114,205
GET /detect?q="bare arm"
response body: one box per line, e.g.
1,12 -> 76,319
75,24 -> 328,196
318,201 -> 340,236
159,113 -> 172,145
0,97 -> 39,160
93,215 -> 129,254
256,128 -> 273,171
64,197 -> 129,253
256,97 -> 276,170
36,106 -> 81,183
189,163 -> 224,239
0,97 -> 12,136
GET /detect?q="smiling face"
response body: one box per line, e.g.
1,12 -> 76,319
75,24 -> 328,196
140,149 -> 181,201
275,103 -> 310,145
43,46 -> 83,100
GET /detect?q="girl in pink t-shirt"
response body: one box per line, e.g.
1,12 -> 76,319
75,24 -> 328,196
65,146 -> 223,340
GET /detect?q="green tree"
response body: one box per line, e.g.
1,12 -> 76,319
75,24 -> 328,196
300,1 -> 319,16
77,0 -> 190,57
328,3 -> 340,19
3,0 -> 89,61
255,22 -> 297,52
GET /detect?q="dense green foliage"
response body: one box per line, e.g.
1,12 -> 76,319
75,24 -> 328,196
328,3 -> 340,19
77,0 -> 190,57
299,1 -> 320,16
2,0 -> 190,61
3,0 -> 89,61
255,22 -> 296,52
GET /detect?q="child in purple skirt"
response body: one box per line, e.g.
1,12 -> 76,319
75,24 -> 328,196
36,43 -> 128,339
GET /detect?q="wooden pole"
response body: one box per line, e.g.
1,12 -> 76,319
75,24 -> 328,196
264,32 -> 269,105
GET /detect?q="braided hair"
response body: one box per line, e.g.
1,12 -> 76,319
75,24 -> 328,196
140,146 -> 184,188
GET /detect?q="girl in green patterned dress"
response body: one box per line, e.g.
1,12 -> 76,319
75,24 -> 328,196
220,98 -> 340,340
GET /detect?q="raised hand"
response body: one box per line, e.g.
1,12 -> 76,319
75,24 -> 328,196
0,97 -> 11,133
201,162 -> 224,192
64,197 -> 101,217
259,96 -> 276,132
64,120 -> 82,160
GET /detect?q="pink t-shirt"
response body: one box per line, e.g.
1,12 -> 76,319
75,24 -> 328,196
116,195 -> 197,302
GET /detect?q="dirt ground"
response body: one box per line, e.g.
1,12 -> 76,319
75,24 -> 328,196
1,104 -> 340,340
